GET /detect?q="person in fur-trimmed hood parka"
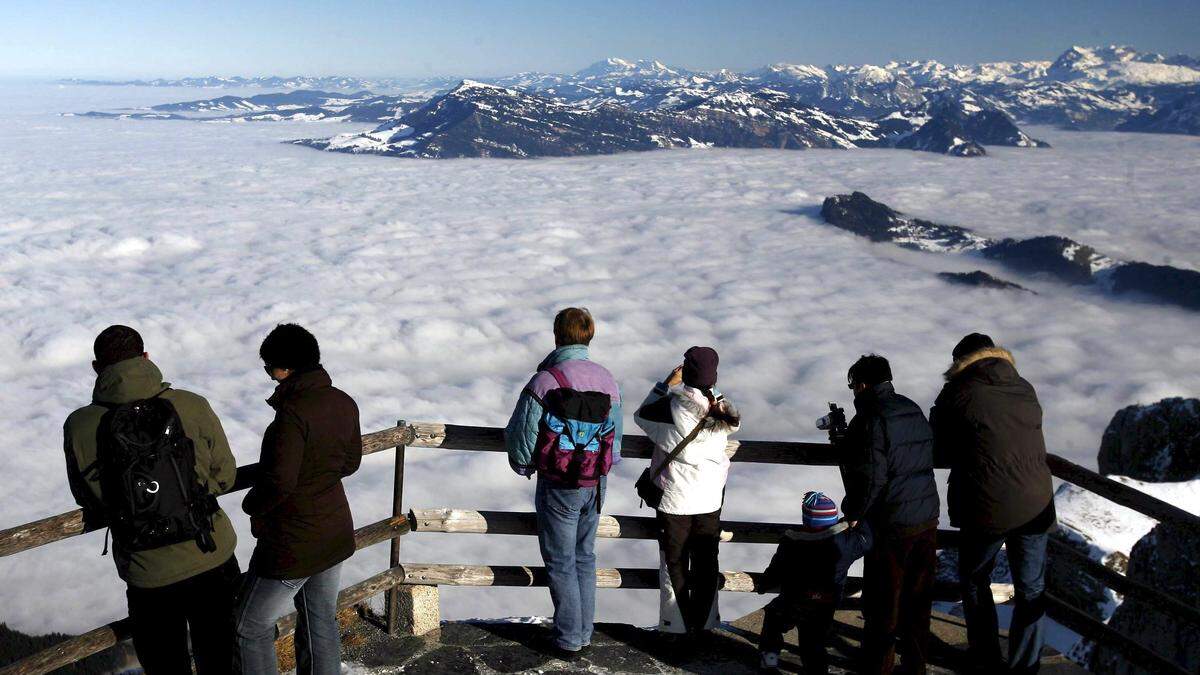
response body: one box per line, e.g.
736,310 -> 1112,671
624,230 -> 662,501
930,333 -> 1056,674
635,346 -> 741,636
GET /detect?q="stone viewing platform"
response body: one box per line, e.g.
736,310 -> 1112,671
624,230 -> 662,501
333,607 -> 1086,674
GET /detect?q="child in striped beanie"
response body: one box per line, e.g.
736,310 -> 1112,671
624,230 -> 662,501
802,491 -> 840,528
755,492 -> 873,672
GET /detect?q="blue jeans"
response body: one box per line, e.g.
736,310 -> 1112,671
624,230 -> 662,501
535,476 -> 604,651
959,531 -> 1047,673
235,562 -> 343,675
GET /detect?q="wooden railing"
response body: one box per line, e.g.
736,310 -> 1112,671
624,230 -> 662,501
2,421 -> 1198,674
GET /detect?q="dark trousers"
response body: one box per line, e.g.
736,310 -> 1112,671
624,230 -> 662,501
959,530 -> 1048,674
657,509 -> 721,632
861,525 -> 937,675
759,598 -> 836,674
126,554 -> 241,675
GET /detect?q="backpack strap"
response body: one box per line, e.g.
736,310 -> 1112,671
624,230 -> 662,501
543,365 -> 572,391
647,414 -> 709,482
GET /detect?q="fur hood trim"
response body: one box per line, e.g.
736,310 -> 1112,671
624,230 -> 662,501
944,346 -> 1016,381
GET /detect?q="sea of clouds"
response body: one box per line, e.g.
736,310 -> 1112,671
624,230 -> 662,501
0,83 -> 1198,637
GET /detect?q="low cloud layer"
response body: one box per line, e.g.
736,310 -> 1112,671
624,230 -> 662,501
0,85 -> 1198,635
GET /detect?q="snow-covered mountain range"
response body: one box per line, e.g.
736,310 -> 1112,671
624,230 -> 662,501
67,46 -> 1200,130
67,46 -> 1200,159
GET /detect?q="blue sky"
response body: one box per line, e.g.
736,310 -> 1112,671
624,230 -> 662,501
2,0 -> 1198,78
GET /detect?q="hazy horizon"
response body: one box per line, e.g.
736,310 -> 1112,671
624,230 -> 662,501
2,0 -> 1198,80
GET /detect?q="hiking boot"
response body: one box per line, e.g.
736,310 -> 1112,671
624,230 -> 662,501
759,650 -> 781,671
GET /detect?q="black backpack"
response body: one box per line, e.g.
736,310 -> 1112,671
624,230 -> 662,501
93,392 -> 218,553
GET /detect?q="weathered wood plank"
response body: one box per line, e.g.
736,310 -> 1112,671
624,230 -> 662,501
405,422 -> 839,465
1046,454 -> 1200,531
409,508 -> 961,548
276,567 -> 405,636
0,620 -> 130,675
0,427 -> 409,558
0,515 -> 410,674
396,563 -> 983,601
1045,591 -> 1191,675
354,515 -> 411,550
0,510 -> 89,558
398,562 -> 766,591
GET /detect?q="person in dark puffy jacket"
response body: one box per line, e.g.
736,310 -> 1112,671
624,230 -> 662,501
236,324 -> 363,675
930,333 -> 1055,674
756,492 -> 873,673
838,354 -> 939,675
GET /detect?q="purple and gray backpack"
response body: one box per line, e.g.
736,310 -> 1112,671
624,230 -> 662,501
534,366 -> 616,487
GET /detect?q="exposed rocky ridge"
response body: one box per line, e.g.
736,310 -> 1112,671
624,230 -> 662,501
818,192 -> 1200,310
669,88 -> 885,149
294,81 -> 899,158
151,89 -> 372,112
1116,92 -> 1200,135
81,90 -> 426,124
1098,398 -> 1200,482
936,271 -> 1033,292
296,81 -> 673,158
1108,263 -> 1200,310
877,90 -> 1050,154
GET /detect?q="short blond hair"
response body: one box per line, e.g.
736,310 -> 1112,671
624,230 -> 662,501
553,307 -> 595,346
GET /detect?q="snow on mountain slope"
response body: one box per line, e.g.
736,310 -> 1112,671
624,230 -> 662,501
296,81 -> 890,158
1117,92 -> 1200,135
296,80 -> 671,158
1047,45 -> 1200,89
1056,477 -> 1200,565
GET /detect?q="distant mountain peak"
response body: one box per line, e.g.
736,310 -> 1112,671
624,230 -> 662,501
451,79 -> 510,93
575,57 -> 681,80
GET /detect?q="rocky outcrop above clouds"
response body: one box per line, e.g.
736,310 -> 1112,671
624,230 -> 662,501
1050,399 -> 1200,669
818,192 -> 1200,311
877,90 -> 1049,155
936,270 -> 1033,292
1098,398 -> 1200,482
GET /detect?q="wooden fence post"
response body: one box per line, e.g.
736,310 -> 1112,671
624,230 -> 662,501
385,420 -> 407,636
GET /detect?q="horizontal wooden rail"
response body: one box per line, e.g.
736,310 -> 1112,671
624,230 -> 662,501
405,422 -> 838,465
1046,537 -> 1200,629
397,562 -> 1006,603
409,507 -> 962,548
9,420 -> 1200,560
0,425 -> 411,558
1045,591 -> 1191,675
400,561 -> 763,592
1046,455 -> 1200,531
0,515 -> 412,675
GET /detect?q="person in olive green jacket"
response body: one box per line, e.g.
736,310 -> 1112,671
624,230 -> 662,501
63,325 -> 240,675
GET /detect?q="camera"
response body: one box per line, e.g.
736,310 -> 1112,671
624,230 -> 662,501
816,403 -> 848,445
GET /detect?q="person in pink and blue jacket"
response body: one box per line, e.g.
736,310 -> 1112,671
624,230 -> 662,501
504,308 -> 623,659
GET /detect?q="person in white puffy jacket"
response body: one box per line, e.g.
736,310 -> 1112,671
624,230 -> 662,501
634,346 -> 741,636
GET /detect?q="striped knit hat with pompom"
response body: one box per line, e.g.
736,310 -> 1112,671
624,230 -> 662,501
802,491 -> 840,529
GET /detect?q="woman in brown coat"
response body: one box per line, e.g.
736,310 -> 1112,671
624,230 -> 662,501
235,324 -> 363,675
